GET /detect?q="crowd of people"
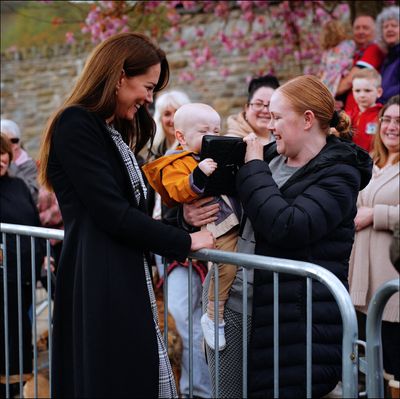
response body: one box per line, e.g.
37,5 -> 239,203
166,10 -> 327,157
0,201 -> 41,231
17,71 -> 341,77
0,5 -> 399,399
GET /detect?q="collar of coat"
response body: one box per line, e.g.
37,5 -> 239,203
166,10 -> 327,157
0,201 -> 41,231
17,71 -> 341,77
263,134 -> 373,191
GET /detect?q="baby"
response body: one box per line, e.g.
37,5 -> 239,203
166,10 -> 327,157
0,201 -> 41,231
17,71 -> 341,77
142,103 -> 240,351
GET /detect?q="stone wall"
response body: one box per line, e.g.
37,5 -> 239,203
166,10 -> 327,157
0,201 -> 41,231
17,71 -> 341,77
1,10 -> 310,159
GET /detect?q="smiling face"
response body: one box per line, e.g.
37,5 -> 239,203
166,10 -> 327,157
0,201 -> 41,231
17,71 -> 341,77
268,90 -> 308,160
380,104 -> 400,154
245,86 -> 275,137
352,78 -> 382,112
161,105 -> 178,143
383,18 -> 400,47
353,16 -> 376,47
114,63 -> 161,121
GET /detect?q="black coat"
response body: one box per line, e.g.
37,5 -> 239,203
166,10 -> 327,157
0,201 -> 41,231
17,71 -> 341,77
0,175 -> 45,375
236,136 -> 372,398
48,106 -> 191,398
0,175 -> 44,283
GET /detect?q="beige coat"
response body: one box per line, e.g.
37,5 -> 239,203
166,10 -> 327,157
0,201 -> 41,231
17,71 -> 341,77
226,111 -> 254,138
349,162 -> 400,322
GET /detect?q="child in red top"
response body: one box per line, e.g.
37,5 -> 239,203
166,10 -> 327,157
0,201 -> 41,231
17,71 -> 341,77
347,68 -> 383,151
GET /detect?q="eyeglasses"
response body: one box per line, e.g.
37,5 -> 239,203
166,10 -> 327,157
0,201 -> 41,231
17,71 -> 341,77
10,137 -> 20,144
379,116 -> 400,127
249,102 -> 270,112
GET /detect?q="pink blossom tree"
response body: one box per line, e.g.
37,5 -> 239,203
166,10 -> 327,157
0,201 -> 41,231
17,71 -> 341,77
41,0 -> 397,82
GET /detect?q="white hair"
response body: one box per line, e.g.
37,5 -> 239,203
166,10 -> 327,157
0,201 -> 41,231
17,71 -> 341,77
152,90 -> 191,151
376,6 -> 400,49
1,119 -> 21,139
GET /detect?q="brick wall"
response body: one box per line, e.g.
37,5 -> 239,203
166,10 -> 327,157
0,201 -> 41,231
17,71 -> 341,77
1,10 -> 312,158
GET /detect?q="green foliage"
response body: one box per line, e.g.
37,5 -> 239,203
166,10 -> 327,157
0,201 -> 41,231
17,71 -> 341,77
1,1 -> 89,51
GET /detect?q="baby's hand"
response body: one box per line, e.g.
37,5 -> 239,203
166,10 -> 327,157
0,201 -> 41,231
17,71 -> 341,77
199,158 -> 217,176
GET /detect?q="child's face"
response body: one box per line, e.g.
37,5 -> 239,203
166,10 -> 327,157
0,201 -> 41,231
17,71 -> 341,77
181,109 -> 221,153
352,78 -> 382,112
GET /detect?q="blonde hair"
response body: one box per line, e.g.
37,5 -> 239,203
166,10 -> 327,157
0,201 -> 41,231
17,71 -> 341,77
320,20 -> 348,50
152,90 -> 190,151
372,95 -> 400,168
38,32 -> 169,189
352,68 -> 382,87
278,75 -> 351,138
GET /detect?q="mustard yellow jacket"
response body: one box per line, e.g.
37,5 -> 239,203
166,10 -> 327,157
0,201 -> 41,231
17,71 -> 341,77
142,148 -> 200,208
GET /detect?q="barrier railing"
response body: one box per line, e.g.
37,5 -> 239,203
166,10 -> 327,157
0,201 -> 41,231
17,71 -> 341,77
1,223 -> 63,399
188,249 -> 359,398
1,223 -> 362,398
366,278 -> 400,398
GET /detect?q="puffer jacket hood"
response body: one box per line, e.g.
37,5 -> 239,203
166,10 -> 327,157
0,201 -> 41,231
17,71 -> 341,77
264,134 -> 373,191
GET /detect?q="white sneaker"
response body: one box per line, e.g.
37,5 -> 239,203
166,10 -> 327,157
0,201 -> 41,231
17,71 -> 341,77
201,313 -> 226,351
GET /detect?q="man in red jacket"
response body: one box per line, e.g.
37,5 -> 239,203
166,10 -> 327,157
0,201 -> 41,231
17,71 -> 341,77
335,15 -> 384,111
347,68 -> 383,151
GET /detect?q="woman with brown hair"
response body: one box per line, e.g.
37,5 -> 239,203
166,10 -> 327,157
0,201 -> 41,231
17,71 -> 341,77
38,32 -> 214,398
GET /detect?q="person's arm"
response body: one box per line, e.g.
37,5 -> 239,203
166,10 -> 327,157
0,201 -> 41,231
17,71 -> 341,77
336,66 -> 359,95
236,159 -> 361,249
53,107 -> 212,260
374,204 -> 400,231
161,160 -> 207,205
338,44 -> 385,96
355,203 -> 399,232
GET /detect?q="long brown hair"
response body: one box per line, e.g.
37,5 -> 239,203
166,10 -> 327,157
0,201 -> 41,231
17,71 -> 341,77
38,32 -> 169,189
278,75 -> 351,138
372,95 -> 400,168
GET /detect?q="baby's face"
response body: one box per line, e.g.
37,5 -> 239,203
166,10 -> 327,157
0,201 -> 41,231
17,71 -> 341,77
183,109 -> 221,153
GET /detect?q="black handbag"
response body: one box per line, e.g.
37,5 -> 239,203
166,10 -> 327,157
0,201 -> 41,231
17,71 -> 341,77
200,135 -> 246,196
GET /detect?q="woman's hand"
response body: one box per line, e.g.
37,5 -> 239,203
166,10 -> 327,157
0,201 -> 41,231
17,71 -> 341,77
183,197 -> 219,227
243,133 -> 264,163
189,230 -> 215,251
354,206 -> 373,231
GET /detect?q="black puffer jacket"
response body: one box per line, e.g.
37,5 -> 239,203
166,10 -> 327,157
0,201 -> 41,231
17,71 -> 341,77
236,136 -> 372,398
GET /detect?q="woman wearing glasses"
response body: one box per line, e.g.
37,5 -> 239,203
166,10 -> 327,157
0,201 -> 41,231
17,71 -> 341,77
226,74 -> 280,144
0,119 -> 38,202
349,94 -> 400,390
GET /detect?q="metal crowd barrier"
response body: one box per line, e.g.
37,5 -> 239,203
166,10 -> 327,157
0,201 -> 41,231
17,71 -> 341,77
1,223 -> 63,399
365,278 -> 400,398
0,223 -> 369,398
188,249 -> 360,398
